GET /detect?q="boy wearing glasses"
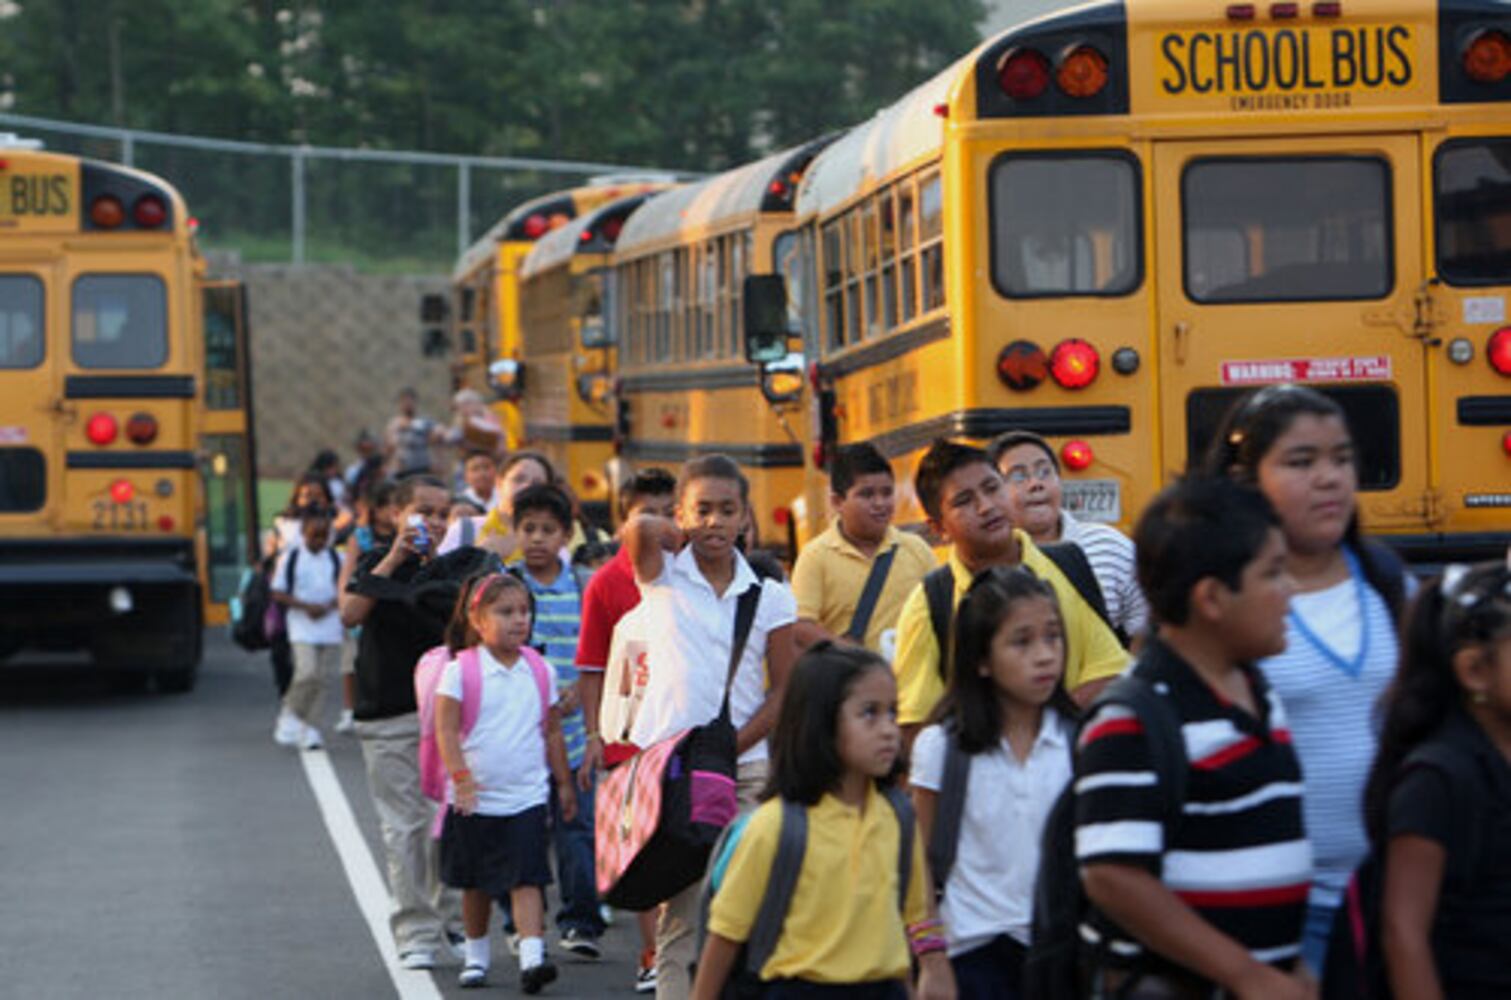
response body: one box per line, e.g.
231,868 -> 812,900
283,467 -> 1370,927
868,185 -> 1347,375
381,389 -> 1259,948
989,430 -> 1148,642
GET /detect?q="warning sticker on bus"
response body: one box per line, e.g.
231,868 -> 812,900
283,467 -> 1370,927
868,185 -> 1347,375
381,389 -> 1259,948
1220,356 -> 1392,386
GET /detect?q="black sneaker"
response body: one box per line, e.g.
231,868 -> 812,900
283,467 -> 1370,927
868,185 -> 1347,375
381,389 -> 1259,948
559,928 -> 602,960
520,959 -> 558,995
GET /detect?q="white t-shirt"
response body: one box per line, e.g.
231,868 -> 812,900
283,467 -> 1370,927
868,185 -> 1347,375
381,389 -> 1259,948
631,547 -> 797,765
1291,576 -> 1362,662
910,709 -> 1075,953
437,647 -> 559,817
270,542 -> 344,646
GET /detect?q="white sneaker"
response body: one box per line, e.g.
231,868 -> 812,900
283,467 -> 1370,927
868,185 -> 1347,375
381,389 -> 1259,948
301,725 -> 324,751
335,709 -> 356,734
273,708 -> 302,746
398,949 -> 436,970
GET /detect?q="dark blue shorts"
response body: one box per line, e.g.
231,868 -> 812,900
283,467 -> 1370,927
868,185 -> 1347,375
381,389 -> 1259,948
439,804 -> 552,896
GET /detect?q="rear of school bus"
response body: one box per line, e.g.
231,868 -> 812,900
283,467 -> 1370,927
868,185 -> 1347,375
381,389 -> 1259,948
0,142 -> 257,689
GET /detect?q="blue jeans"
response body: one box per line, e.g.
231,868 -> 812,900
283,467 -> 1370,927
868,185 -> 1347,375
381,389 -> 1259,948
1302,901 -> 1337,978
551,770 -> 604,937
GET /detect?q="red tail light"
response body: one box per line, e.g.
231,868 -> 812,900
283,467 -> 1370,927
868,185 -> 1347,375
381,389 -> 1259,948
86,412 -> 119,445
90,195 -> 125,229
522,213 -> 549,239
602,217 -> 624,242
1227,3 -> 1256,19
1488,327 -> 1511,376
110,479 -> 135,504
1062,441 -> 1095,471
1312,1 -> 1342,16
1049,339 -> 1101,389
812,442 -> 828,468
773,506 -> 792,526
125,412 -> 159,445
1464,29 -> 1511,84
133,194 -> 167,229
1503,431 -> 1511,458
1056,46 -> 1108,98
157,515 -> 176,532
997,340 -> 1049,391
768,180 -> 788,198
998,49 -> 1050,100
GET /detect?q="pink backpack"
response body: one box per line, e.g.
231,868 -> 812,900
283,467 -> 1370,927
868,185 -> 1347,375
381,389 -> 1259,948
415,644 -> 553,808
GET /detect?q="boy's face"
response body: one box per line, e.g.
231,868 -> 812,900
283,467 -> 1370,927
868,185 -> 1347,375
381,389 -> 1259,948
517,510 -> 568,572
833,472 -> 895,543
996,443 -> 1062,539
677,476 -> 744,560
401,485 -> 449,550
465,457 -> 497,499
500,459 -> 549,508
302,518 -> 331,552
626,491 -> 676,523
373,501 -> 399,534
1210,526 -> 1294,661
931,462 -> 1014,557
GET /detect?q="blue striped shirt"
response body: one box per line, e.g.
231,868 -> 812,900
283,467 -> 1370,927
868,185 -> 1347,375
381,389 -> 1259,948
523,559 -> 587,769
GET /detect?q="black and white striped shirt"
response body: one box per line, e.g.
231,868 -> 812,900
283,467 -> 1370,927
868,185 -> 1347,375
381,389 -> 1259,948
1073,639 -> 1311,973
1060,511 -> 1149,638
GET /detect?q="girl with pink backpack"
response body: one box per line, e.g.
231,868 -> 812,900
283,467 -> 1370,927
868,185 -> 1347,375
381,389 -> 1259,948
427,572 -> 576,993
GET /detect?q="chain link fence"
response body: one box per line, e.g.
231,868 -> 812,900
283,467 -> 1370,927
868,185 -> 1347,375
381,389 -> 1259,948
0,112 -> 685,273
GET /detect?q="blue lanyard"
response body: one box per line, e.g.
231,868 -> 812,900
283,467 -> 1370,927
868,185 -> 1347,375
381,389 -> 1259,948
1287,547 -> 1369,679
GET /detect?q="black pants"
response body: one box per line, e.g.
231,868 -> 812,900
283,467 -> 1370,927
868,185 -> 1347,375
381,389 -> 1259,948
951,934 -> 1027,1000
269,632 -> 293,697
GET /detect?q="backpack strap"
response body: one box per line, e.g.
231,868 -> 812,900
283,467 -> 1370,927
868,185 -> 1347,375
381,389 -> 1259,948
923,565 -> 955,680
1038,540 -> 1125,647
1090,674 -> 1188,834
457,647 -> 484,740
844,547 -> 898,643
460,515 -> 477,548
518,645 -> 555,738
719,585 -> 763,718
744,800 -> 810,976
328,548 -> 342,582
927,725 -> 971,893
1358,540 -> 1407,625
880,784 -> 916,912
284,546 -> 301,593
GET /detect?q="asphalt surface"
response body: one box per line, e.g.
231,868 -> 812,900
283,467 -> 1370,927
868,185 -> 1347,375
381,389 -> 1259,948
0,629 -> 647,999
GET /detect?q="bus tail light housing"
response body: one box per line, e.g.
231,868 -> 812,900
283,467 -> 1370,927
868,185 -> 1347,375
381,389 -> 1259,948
1049,339 -> 1100,389
997,340 -> 1049,391
89,195 -> 125,229
1062,440 -> 1095,471
86,412 -> 119,445
133,195 -> 167,229
998,48 -> 1050,100
1464,29 -> 1511,85
1056,46 -> 1108,98
1488,327 -> 1511,376
125,412 -> 159,445
522,214 -> 549,239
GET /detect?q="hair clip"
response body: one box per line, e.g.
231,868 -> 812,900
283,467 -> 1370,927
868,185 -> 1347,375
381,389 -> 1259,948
1442,563 -> 1474,605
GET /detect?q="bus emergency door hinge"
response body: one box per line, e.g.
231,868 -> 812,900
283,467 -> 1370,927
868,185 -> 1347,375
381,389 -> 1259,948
1363,279 -> 1446,346
1403,488 -> 1446,527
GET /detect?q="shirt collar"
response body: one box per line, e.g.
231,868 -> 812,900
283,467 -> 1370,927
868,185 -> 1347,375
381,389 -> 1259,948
524,555 -> 573,592
1138,635 -> 1273,731
948,528 -> 1034,594
826,522 -> 900,561
671,544 -> 759,598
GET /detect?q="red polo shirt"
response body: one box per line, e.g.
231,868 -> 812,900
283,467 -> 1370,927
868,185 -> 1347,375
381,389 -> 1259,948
576,546 -> 642,766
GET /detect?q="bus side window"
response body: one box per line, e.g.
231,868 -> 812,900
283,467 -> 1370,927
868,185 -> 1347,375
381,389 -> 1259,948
919,174 -> 945,311
0,276 -> 44,370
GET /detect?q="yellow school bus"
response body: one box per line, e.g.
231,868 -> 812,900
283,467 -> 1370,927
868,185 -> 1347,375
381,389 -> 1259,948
517,192 -> 668,526
610,139 -> 835,558
754,0 -> 1511,562
0,137 -> 259,689
443,178 -> 677,452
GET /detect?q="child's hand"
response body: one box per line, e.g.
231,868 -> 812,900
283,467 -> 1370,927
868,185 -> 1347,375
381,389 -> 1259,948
556,779 -> 578,823
453,771 -> 479,814
556,684 -> 580,716
478,529 -> 517,560
914,952 -> 956,1000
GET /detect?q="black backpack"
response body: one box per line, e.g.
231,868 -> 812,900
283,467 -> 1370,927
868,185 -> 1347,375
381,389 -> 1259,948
922,541 -> 1126,678
1022,672 -> 1189,1000
231,557 -> 276,651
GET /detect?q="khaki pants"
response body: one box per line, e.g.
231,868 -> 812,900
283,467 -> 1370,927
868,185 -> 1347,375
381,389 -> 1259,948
355,713 -> 457,955
656,758 -> 768,1000
285,642 -> 341,726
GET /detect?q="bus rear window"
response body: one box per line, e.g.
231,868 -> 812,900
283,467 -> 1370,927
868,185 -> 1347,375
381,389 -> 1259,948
0,448 -> 45,511
1435,139 -> 1511,286
990,153 -> 1140,298
1183,158 -> 1391,303
72,274 -> 168,369
0,276 -> 44,369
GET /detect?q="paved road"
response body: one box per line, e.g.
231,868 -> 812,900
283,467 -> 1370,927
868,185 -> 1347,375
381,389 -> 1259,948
0,630 -> 648,999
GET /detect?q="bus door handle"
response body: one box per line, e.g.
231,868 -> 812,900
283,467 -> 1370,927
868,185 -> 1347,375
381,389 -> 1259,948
1173,321 -> 1191,365
47,398 -> 78,421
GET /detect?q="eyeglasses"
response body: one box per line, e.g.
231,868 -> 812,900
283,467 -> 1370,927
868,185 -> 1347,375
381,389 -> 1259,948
1002,462 -> 1058,486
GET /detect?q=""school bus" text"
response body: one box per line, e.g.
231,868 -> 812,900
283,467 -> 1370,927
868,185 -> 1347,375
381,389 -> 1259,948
1159,26 -> 1413,96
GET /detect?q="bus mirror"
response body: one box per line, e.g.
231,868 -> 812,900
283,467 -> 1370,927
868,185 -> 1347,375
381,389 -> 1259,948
760,357 -> 805,405
420,293 -> 448,324
488,358 -> 525,401
742,275 -> 788,365
581,316 -> 612,350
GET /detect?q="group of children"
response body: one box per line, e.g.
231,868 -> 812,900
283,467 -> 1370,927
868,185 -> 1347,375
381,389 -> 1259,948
261,382 -> 1509,1000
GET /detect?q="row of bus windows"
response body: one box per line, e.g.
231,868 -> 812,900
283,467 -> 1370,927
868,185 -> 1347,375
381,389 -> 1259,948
985,140 -> 1511,304
821,172 -> 946,351
617,231 -> 751,367
0,274 -> 167,369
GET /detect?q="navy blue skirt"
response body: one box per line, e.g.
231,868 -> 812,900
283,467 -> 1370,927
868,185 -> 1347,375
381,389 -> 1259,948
439,804 -> 552,896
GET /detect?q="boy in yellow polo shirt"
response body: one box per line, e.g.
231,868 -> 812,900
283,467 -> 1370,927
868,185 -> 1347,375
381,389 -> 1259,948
892,440 -> 1127,739
791,443 -> 937,660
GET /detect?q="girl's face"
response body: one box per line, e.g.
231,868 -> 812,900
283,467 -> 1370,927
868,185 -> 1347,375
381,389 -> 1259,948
500,459 -> 550,509
470,586 -> 532,652
835,667 -> 901,781
678,477 -> 744,559
295,483 -> 324,508
1458,632 -> 1511,721
981,595 -> 1065,709
1254,414 -> 1357,557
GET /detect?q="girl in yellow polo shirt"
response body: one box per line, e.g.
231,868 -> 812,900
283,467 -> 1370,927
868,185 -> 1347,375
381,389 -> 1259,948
692,644 -> 956,1000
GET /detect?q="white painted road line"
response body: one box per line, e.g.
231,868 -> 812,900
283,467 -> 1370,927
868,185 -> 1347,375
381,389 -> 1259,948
300,750 -> 444,1000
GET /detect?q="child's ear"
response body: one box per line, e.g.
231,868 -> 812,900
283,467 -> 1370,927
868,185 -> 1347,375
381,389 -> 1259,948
926,513 -> 951,545
1187,576 -> 1227,625
1452,646 -> 1492,702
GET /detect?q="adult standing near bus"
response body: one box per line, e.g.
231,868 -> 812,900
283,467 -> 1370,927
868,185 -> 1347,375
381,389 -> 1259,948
1199,384 -> 1408,977
385,387 -> 444,479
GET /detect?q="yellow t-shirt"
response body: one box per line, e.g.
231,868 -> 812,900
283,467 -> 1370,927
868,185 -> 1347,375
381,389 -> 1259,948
790,524 -> 937,659
891,530 -> 1129,725
708,785 -> 929,984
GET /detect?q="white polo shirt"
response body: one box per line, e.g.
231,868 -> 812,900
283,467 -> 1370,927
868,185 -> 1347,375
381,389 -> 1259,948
437,647 -> 559,817
910,709 -> 1074,953
270,542 -> 344,646
631,547 -> 797,765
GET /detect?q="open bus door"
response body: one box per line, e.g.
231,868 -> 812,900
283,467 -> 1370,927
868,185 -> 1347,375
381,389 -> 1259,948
198,280 -> 259,626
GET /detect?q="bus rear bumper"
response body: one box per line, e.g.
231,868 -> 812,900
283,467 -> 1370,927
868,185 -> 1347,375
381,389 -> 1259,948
1382,531 -> 1511,574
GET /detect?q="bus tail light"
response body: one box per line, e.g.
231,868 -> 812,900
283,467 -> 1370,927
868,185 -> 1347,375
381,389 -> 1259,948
997,340 -> 1049,391
522,213 -> 549,239
601,216 -> 624,242
1463,30 -> 1511,85
133,194 -> 167,229
1049,339 -> 1100,389
1056,46 -> 1108,98
157,515 -> 176,532
1488,327 -> 1511,376
89,195 -> 125,229
1062,440 -> 1095,471
1270,3 -> 1299,18
125,412 -> 158,445
1312,2 -> 1342,16
110,479 -> 135,504
998,49 -> 1050,100
773,506 -> 792,527
812,442 -> 828,469
86,412 -> 119,445
1226,4 -> 1256,20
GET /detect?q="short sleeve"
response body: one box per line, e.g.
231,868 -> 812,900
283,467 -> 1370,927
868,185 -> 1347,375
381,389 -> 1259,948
789,546 -> 825,623
892,584 -> 944,726
908,725 -> 947,792
902,807 -> 930,927
436,658 -> 463,700
1064,596 -> 1129,692
575,571 -> 615,671
758,578 -> 798,632
1385,764 -> 1456,849
436,518 -> 464,556
707,804 -> 783,943
270,550 -> 293,594
1073,703 -> 1163,871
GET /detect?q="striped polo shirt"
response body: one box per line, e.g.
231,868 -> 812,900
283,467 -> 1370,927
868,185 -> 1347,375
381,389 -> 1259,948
1074,639 -> 1311,972
1059,511 -> 1150,639
522,558 -> 587,770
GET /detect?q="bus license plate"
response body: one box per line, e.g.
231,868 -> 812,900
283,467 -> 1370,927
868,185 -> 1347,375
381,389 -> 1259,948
1063,479 -> 1121,524
92,499 -> 149,531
